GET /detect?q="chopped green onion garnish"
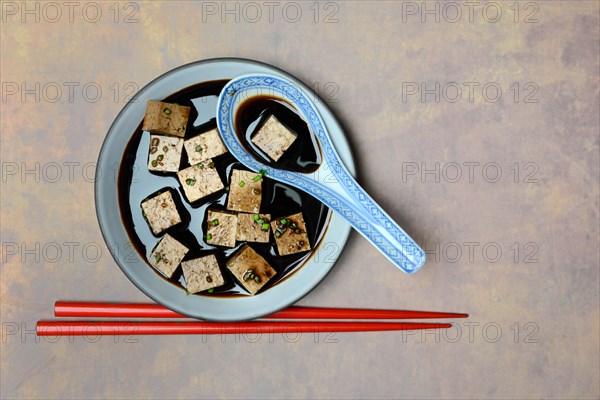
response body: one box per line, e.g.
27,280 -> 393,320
254,276 -> 261,283
163,108 -> 171,114
253,214 -> 260,221
206,233 -> 212,241
198,163 -> 204,169
163,146 -> 169,152
212,219 -> 219,226
253,174 -> 262,182
151,160 -> 158,167
207,288 -> 214,293
295,228 -> 301,233
185,178 -> 196,186
195,145 -> 203,152
157,154 -> 164,161
280,218 -> 288,225
239,181 -> 245,187
155,254 -> 161,262
256,218 -> 264,225
275,231 -> 281,238
259,169 -> 266,177
262,222 -> 270,231
243,269 -> 254,281
208,161 -> 215,168
290,222 -> 297,229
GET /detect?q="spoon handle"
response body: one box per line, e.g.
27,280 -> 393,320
297,165 -> 425,274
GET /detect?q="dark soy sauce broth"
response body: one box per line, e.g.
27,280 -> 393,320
235,96 -> 322,173
118,80 -> 330,296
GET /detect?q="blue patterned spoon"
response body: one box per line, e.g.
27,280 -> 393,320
216,74 -> 425,274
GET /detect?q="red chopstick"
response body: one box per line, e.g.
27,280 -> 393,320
54,301 -> 469,320
36,321 -> 452,336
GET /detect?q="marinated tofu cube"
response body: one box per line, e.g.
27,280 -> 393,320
142,100 -> 190,138
150,234 -> 189,278
206,209 -> 237,247
177,160 -> 224,203
251,115 -> 297,161
236,213 -> 271,243
184,128 -> 228,165
226,169 -> 262,213
271,212 -> 311,255
181,254 -> 225,293
141,191 -> 182,235
148,134 -> 184,173
226,245 -> 277,295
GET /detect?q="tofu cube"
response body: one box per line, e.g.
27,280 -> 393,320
148,134 -> 184,173
251,115 -> 297,161
236,213 -> 271,243
184,128 -> 228,165
206,209 -> 237,247
271,212 -> 312,256
142,100 -> 190,138
150,234 -> 189,278
177,160 -> 224,203
181,254 -> 225,293
226,245 -> 277,295
226,169 -> 262,213
141,191 -> 182,235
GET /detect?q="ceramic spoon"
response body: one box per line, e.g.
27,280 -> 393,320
216,74 -> 425,274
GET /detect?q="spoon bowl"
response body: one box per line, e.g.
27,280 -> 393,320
217,74 -> 425,273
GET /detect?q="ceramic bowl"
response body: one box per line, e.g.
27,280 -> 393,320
95,58 -> 356,321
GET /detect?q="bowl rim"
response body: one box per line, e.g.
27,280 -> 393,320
95,58 -> 356,321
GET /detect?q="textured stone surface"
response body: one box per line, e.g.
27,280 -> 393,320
1,2 -> 598,399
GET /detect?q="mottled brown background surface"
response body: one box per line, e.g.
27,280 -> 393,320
1,1 -> 599,399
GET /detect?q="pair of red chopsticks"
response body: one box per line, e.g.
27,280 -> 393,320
37,302 -> 468,336
36,302 -> 468,336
